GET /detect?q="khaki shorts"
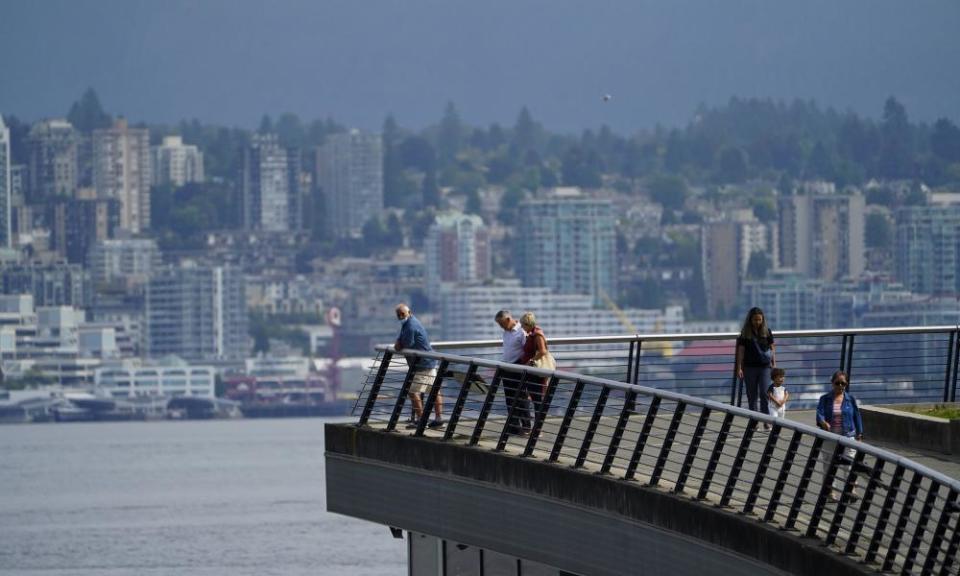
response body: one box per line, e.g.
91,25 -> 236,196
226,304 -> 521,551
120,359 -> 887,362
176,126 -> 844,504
409,368 -> 438,395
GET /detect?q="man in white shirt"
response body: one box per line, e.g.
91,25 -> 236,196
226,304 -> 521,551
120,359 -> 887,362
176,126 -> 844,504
495,309 -> 530,435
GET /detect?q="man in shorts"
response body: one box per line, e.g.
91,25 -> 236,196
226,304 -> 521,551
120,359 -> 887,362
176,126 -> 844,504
395,303 -> 444,429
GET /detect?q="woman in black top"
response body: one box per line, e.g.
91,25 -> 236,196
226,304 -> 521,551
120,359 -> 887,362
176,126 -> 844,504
735,307 -> 776,422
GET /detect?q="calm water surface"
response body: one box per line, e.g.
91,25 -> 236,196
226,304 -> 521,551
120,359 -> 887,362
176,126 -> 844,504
0,418 -> 406,575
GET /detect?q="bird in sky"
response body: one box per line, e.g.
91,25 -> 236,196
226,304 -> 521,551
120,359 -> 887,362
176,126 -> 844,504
602,94 -> 612,102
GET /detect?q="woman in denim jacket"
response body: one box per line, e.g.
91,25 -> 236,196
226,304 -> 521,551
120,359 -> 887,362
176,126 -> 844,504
815,370 -> 864,502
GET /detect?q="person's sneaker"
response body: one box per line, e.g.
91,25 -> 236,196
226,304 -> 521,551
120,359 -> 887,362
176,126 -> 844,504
405,421 -> 419,430
427,419 -> 445,429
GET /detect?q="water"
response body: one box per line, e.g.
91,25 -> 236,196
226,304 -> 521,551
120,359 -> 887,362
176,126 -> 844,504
0,418 -> 407,575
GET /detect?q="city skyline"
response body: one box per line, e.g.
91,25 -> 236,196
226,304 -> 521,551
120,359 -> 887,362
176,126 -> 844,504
1,1 -> 959,132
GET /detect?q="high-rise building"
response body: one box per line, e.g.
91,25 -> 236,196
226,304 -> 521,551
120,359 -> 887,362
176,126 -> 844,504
318,130 -> 383,239
26,119 -> 78,202
241,133 -> 301,232
895,205 -> 960,295
778,190 -> 865,281
146,262 -> 247,360
701,210 -> 775,317
92,119 -> 152,233
46,192 -> 121,264
423,212 -> 491,295
0,116 -> 10,248
516,188 -> 616,304
151,135 -> 204,187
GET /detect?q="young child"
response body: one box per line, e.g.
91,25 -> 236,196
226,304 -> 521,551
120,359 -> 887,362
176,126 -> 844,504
767,368 -> 789,419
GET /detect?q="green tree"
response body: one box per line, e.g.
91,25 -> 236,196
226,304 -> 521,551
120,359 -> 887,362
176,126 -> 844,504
437,102 -> 463,165
275,113 -> 305,149
716,146 -> 748,183
865,213 -> 893,249
561,146 -> 602,187
66,88 -> 112,132
498,187 -> 526,225
648,174 -> 689,211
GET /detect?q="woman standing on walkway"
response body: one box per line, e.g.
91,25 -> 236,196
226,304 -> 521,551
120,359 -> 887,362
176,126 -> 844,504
519,312 -> 554,421
735,307 -> 776,423
816,370 -> 864,502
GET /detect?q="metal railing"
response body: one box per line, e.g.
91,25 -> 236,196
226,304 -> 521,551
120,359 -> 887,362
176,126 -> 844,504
352,325 -> 960,575
430,325 -> 960,408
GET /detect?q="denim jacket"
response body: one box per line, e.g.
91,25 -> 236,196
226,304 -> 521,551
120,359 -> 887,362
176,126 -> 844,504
816,393 -> 863,438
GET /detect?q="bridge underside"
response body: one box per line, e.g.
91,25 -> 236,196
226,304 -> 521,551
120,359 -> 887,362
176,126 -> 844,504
325,424 -> 868,576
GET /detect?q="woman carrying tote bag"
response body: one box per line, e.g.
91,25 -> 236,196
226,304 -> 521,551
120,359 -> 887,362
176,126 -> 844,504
519,312 -> 555,417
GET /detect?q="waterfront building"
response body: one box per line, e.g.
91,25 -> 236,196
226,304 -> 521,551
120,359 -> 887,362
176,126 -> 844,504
151,135 -> 204,187
423,211 -> 491,295
438,280 -> 683,341
895,204 -> 960,295
95,357 -> 215,398
145,262 -> 247,361
516,188 -> 616,305
92,119 -> 152,233
778,189 -> 865,281
317,130 -> 383,239
0,116 -> 11,249
26,119 -> 78,202
241,133 -> 301,232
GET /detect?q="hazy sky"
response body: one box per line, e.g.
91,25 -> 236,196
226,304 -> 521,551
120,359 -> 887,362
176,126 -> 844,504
2,0 -> 958,132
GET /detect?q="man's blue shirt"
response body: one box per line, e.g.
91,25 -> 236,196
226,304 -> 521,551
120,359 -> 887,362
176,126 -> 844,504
396,315 -> 438,370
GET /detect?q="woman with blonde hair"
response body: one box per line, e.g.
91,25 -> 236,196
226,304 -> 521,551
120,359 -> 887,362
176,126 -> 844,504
519,312 -> 554,421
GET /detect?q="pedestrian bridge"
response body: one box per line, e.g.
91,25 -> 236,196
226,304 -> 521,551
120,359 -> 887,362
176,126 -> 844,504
325,326 -> 960,575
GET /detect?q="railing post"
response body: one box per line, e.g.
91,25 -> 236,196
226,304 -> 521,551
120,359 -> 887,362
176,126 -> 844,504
523,375 -> 560,457
443,363 -> 478,441
924,488 -> 959,575
904,481 -> 940,574
414,360 -> 448,436
649,402 -> 685,487
864,464 -> 905,564
624,397 -> 661,481
743,424 -> 781,516
549,379 -> 586,463
944,330 -> 957,403
573,385 -> 611,468
730,340 -> 739,406
952,330 -> 960,403
358,350 -> 393,426
600,389 -> 637,475
763,430 -> 802,524
386,362 -> 418,432
469,368 -> 503,446
784,436 -> 824,531
845,334 -> 856,383
881,472 -> 922,572
839,334 -> 849,372
939,491 -> 960,573
697,412 -> 733,500
633,338 -> 642,385
844,458 -> 886,555
719,418 -> 757,508
626,340 -> 635,385
675,407 -> 711,494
